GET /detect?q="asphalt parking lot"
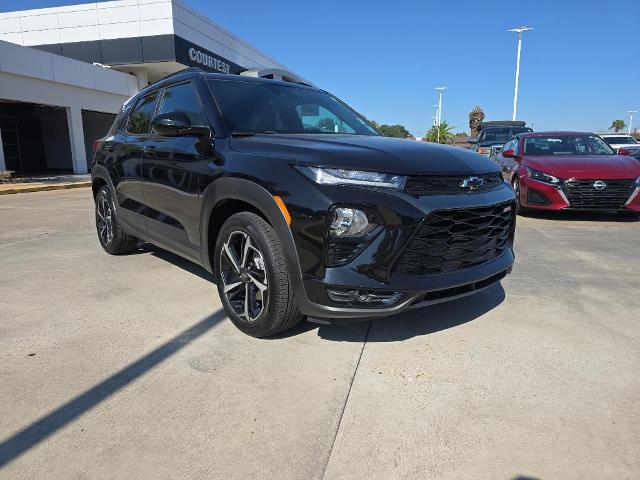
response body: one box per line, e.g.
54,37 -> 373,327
1,188 -> 639,479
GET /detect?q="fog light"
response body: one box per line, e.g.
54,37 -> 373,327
327,288 -> 402,306
330,208 -> 370,237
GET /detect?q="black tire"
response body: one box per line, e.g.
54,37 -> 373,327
511,177 -> 528,215
214,212 -> 302,338
95,185 -> 138,255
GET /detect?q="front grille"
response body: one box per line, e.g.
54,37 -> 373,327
561,179 -> 634,209
404,172 -> 503,196
394,201 -> 514,275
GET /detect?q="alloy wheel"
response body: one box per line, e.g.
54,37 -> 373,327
96,195 -> 114,246
219,231 -> 268,322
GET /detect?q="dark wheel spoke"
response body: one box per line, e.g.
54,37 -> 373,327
219,229 -> 268,323
96,194 -> 114,246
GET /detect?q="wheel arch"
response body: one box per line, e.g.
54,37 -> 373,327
200,178 -> 301,279
91,165 -> 116,201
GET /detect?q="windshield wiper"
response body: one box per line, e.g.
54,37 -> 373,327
231,130 -> 277,137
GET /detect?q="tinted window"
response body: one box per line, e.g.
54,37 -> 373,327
127,92 -> 158,134
208,80 -> 378,135
523,135 -> 615,156
296,104 -> 356,134
603,136 -> 637,144
481,127 -> 532,143
157,82 -> 207,127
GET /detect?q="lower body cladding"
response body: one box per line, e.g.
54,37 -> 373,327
285,181 -> 517,322
520,177 -> 640,212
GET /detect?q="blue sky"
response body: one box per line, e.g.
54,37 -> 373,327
3,0 -> 639,136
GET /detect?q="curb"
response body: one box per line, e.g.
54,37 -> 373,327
0,182 -> 91,195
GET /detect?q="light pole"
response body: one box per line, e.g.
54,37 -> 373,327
509,26 -> 533,121
435,87 -> 446,142
629,111 -> 637,135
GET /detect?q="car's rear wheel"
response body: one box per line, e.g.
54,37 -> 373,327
214,212 -> 302,337
95,185 -> 138,254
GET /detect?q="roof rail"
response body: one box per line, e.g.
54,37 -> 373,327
155,67 -> 205,83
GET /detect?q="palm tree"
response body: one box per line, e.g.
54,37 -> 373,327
468,106 -> 485,137
424,121 -> 456,144
610,120 -> 626,132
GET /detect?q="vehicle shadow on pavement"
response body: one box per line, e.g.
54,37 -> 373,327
270,283 -> 506,342
0,309 -> 227,469
521,210 -> 638,222
137,243 -> 215,282
320,283 -> 506,343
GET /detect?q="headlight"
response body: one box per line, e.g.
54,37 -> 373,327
330,207 -> 373,237
526,167 -> 561,184
295,166 -> 407,189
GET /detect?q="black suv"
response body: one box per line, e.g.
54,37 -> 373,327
92,69 -> 516,337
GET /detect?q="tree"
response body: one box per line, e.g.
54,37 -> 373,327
318,117 -> 336,131
368,120 -> 380,130
378,124 -> 411,138
468,106 -> 485,136
424,121 -> 456,144
610,120 -> 626,132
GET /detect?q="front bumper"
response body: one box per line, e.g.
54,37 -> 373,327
279,173 -> 516,319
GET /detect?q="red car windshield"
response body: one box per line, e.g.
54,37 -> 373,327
523,135 -> 615,156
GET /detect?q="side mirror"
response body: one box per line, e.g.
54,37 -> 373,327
151,112 -> 210,136
502,149 -> 516,158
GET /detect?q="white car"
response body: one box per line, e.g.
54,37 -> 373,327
599,134 -> 640,154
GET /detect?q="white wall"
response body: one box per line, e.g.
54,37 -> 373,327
0,40 -> 137,173
0,0 -> 308,82
0,0 -> 175,46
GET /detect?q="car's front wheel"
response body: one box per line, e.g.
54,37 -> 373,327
214,212 -> 302,337
512,176 -> 526,214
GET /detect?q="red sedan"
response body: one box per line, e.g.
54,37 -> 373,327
495,132 -> 640,217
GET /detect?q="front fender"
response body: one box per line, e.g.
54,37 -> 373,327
199,177 -> 302,281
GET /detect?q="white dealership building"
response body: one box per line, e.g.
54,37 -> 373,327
0,0 -> 307,174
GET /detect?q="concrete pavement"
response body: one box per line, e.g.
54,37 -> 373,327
1,189 -> 638,479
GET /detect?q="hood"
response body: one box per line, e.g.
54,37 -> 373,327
229,134 -> 499,176
525,154 -> 640,179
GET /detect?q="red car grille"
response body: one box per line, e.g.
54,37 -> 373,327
561,179 -> 635,209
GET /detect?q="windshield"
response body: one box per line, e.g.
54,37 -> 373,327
207,79 -> 379,136
603,136 -> 638,144
480,127 -> 532,143
523,135 -> 615,155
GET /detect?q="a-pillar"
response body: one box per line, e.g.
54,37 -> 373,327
66,106 -> 87,174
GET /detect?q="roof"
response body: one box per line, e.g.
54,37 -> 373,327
517,131 -> 596,137
135,68 -> 318,99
